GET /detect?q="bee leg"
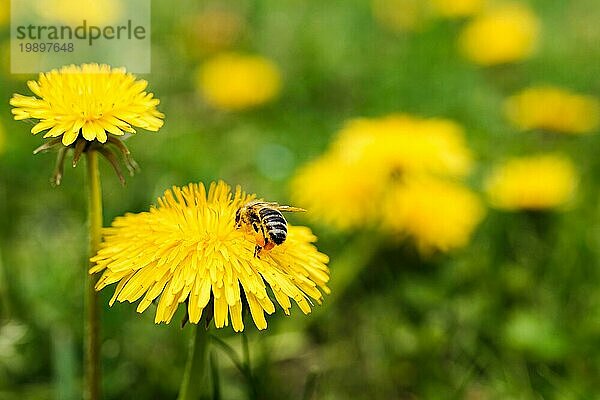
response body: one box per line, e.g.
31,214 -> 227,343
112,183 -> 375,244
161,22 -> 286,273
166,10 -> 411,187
254,245 -> 262,259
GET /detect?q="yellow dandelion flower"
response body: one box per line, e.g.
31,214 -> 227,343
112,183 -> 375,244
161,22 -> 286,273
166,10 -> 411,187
197,53 -> 281,111
0,0 -> 8,26
90,181 -> 330,332
485,154 -> 578,210
10,63 -> 164,147
334,115 -> 473,178
504,86 -> 600,134
290,114 -> 475,232
430,0 -> 484,18
459,3 -> 540,66
291,155 -> 386,231
382,175 -> 485,252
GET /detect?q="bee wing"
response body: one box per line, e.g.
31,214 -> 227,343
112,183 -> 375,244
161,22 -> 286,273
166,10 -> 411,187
276,205 -> 306,213
247,201 -> 306,212
246,200 -> 278,208
247,201 -> 279,209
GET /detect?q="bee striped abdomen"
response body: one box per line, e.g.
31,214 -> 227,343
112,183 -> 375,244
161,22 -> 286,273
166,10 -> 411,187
259,207 -> 288,245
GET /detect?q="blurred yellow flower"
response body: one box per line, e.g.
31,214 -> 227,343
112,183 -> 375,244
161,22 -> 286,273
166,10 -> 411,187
430,0 -> 484,18
0,0 -> 8,26
36,0 -> 123,25
459,3 -> 540,66
504,86 -> 600,134
10,63 -> 164,146
291,114 -> 477,240
197,53 -> 282,110
485,154 -> 578,210
291,155 -> 386,231
383,175 -> 485,252
334,115 -> 473,178
371,0 -> 429,32
188,9 -> 245,54
91,181 -> 330,332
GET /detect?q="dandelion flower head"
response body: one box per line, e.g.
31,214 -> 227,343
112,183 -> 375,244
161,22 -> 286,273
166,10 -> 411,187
382,175 -> 485,252
459,3 -> 540,66
90,181 -> 330,332
10,63 -> 164,146
291,155 -> 386,231
334,115 -> 473,178
291,114 -> 476,234
485,154 -> 578,211
197,53 -> 281,110
504,86 -> 600,134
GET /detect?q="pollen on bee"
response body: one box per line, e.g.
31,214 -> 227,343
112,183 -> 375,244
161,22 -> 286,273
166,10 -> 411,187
263,242 -> 276,251
254,233 -> 267,247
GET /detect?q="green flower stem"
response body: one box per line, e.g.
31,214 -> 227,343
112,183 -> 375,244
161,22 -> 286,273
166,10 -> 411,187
85,151 -> 102,400
209,335 -> 245,373
209,335 -> 255,398
209,350 -> 221,400
242,332 -> 258,400
178,324 -> 209,400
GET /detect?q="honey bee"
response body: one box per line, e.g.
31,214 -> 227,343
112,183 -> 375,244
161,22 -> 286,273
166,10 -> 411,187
235,200 -> 306,258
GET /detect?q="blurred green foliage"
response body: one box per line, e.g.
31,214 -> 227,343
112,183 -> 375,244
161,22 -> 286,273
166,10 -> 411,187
2,0 -> 600,399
